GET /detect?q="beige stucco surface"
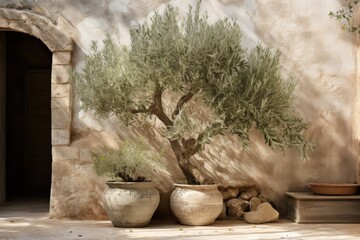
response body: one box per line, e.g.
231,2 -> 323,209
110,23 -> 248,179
0,0 -> 359,218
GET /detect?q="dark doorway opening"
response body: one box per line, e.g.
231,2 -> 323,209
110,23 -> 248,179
5,31 -> 52,202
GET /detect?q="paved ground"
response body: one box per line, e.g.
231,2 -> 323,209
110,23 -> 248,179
0,200 -> 360,240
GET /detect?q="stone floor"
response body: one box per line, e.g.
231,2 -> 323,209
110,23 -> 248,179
0,199 -> 360,240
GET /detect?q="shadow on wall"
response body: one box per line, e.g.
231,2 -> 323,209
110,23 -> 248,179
72,90 -> 358,217
70,1 -> 358,217
16,0 -> 353,218
71,58 -> 358,215
72,112 -> 184,191
244,0 -> 358,214
70,112 -> 186,219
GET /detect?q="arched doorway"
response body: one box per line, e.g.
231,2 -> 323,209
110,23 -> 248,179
0,8 -> 73,208
4,31 -> 52,201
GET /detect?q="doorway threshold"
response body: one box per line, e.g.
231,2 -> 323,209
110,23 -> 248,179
0,196 -> 49,218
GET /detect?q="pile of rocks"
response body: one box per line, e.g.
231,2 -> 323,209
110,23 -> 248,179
217,186 -> 279,224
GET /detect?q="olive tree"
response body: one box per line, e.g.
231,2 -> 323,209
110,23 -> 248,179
74,2 -> 312,184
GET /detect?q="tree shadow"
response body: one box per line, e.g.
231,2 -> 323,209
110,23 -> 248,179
6,0 -> 355,220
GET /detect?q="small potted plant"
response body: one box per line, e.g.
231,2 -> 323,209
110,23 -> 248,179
93,140 -> 161,228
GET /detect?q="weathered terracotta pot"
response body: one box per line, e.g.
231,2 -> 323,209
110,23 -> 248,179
170,183 -> 223,226
102,181 -> 160,227
309,183 -> 359,195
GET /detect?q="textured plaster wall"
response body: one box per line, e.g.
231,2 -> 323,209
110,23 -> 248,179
0,0 -> 358,217
351,4 -> 360,184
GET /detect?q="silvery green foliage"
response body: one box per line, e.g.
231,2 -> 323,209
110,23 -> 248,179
1,0 -> 33,9
75,1 -> 312,160
93,140 -> 161,182
329,0 -> 360,33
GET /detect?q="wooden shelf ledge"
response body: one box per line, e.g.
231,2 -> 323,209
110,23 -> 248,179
286,192 -> 360,223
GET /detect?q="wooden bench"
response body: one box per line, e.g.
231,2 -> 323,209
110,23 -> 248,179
285,192 -> 360,223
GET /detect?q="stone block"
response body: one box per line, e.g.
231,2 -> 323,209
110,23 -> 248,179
51,65 -> 71,84
51,97 -> 71,109
52,108 -> 71,129
52,145 -> 79,160
249,197 -> 262,211
244,202 -> 279,224
53,51 -> 72,65
52,128 -> 71,145
0,19 -> 10,28
221,187 -> 240,200
240,188 -> 258,200
9,20 -> 40,38
29,24 -> 42,39
23,11 -> 48,27
52,83 -> 71,98
227,198 -> 249,218
43,26 -> 73,51
0,9 -> 21,21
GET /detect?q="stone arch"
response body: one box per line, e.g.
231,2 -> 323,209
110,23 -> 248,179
0,8 -> 73,145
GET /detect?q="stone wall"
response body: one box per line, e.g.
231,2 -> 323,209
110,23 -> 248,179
0,0 -> 359,218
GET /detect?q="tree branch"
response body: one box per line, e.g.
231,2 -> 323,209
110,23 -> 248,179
172,91 -> 195,120
169,138 -> 209,184
195,122 -> 225,152
129,108 -> 151,114
150,88 -> 173,128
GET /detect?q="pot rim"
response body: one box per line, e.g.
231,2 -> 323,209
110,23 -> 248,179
106,181 -> 154,188
173,183 -> 220,190
309,183 -> 359,187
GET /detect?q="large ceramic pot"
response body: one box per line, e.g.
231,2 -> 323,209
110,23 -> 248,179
170,183 -> 223,226
102,181 -> 160,227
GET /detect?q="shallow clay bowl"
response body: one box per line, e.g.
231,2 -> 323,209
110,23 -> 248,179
309,183 -> 359,195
